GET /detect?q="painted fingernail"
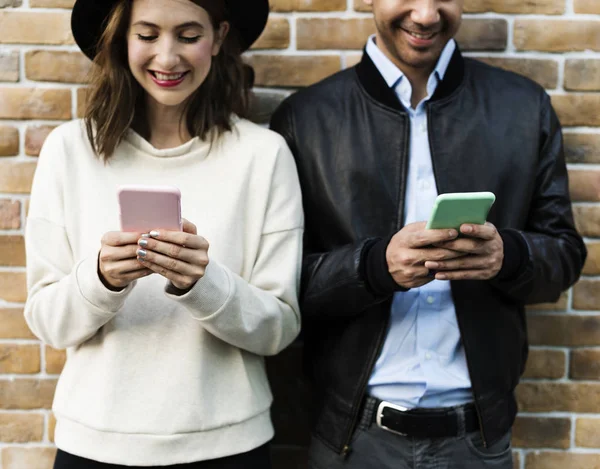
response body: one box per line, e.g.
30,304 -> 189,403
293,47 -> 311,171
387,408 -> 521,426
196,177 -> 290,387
149,230 -> 160,238
141,233 -> 150,238
137,249 -> 147,258
138,239 -> 148,247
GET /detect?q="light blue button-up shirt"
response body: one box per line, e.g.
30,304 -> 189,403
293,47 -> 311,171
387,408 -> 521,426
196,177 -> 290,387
366,36 -> 474,409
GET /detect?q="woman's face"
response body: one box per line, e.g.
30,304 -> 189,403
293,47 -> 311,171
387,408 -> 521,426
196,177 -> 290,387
127,0 -> 229,109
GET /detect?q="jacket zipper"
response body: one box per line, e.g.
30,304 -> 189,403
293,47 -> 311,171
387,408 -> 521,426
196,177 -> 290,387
340,311 -> 390,457
426,106 -> 488,448
340,114 -> 410,457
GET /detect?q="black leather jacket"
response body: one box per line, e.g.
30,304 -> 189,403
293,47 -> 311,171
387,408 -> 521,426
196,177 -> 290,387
269,47 -> 586,454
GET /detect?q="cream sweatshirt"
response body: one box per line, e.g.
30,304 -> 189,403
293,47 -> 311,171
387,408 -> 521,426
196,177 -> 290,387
24,118 -> 303,466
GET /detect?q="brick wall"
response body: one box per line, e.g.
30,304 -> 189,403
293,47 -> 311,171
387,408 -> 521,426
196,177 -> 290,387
0,0 -> 599,468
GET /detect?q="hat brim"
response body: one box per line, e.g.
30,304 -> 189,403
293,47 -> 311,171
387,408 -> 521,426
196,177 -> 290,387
72,0 -> 269,61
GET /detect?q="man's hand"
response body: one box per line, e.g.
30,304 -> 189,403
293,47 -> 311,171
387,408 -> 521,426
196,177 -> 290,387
387,222 -> 466,289
136,219 -> 210,292
99,231 -> 153,291
424,222 -> 504,281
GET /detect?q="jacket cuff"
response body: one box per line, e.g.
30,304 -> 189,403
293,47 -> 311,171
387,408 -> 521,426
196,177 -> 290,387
497,229 -> 529,281
363,237 -> 408,296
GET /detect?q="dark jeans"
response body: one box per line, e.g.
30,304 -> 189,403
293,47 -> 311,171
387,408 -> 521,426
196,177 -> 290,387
309,398 -> 514,469
53,443 -> 272,469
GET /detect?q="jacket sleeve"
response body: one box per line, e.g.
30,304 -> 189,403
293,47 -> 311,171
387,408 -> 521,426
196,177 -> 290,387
270,101 -> 403,321
24,128 -> 134,349
490,92 -> 587,303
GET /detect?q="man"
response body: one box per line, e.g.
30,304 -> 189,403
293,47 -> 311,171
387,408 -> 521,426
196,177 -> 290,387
269,0 -> 587,468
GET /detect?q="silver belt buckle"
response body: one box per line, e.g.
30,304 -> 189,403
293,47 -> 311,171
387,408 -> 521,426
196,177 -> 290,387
376,400 -> 409,437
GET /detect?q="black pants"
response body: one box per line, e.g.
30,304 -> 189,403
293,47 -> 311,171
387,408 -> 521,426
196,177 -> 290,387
53,443 -> 272,469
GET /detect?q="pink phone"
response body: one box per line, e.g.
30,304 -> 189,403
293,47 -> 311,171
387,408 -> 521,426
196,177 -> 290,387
118,185 -> 182,232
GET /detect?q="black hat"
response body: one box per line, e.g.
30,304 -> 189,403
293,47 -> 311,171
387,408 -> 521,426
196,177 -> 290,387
71,0 -> 269,60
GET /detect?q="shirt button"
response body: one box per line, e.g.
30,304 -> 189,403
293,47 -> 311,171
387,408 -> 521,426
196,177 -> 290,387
425,352 -> 432,360
426,296 -> 435,304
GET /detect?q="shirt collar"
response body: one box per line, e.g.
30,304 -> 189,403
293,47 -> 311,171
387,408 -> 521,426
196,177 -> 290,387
365,35 -> 456,89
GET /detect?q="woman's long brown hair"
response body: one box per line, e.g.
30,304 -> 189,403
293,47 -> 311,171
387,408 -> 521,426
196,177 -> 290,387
84,0 -> 252,160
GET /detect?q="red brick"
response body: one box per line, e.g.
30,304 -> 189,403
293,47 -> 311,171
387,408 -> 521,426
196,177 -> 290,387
0,88 -> 71,120
474,57 -> 558,89
272,0 -> 346,11
565,59 -> 600,91
573,206 -> 600,237
551,94 -> 600,127
0,126 -> 19,157
528,314 -> 600,346
297,18 -> 375,50
0,50 -> 19,82
526,452 -> 600,469
0,235 -> 25,267
251,18 -> 290,50
45,346 -> 66,375
0,273 -> 26,303
0,379 -> 56,410
569,170 -> 600,201
25,125 -> 56,157
574,0 -> 600,14
25,50 -> 92,83
0,309 -> 34,339
522,349 -> 566,379
583,242 -> 600,275
576,418 -> 600,448
0,11 -> 74,45
2,447 -> 57,469
248,55 -> 341,87
465,0 -> 565,14
456,19 -> 508,51
514,19 -> 600,52
564,134 -> 600,164
516,382 -> 600,412
573,280 -> 600,311
571,349 -> 600,380
0,413 -> 44,443
512,416 -> 571,448
30,0 -> 75,6
0,344 -> 40,374
0,161 -> 37,193
0,200 -> 20,230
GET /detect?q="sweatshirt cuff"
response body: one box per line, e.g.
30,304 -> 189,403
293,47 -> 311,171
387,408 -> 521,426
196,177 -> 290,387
164,260 -> 232,319
497,229 -> 529,281
363,237 -> 408,296
75,255 -> 133,315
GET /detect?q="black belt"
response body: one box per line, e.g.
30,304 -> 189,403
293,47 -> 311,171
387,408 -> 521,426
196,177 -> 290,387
371,397 -> 480,439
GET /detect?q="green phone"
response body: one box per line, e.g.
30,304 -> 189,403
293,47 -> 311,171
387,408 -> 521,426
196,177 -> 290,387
426,192 -> 496,230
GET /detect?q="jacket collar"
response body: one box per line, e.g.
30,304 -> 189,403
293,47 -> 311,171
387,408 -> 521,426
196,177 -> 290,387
355,42 -> 465,112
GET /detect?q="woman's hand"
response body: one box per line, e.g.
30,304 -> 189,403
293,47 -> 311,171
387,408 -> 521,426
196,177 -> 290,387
136,219 -> 210,291
99,231 -> 153,291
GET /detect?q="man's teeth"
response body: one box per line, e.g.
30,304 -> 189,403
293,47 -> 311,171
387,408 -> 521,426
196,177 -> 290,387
154,72 -> 185,81
408,31 -> 435,39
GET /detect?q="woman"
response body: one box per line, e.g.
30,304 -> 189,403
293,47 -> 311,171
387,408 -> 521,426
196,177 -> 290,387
24,0 -> 303,468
